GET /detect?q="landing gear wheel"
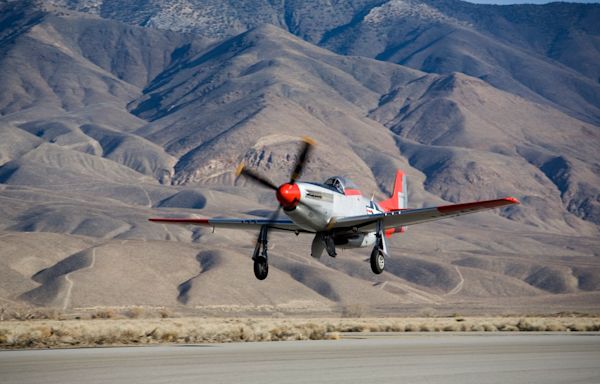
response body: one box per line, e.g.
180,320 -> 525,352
370,247 -> 385,274
253,257 -> 269,280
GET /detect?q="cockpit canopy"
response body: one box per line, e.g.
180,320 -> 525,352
323,176 -> 358,194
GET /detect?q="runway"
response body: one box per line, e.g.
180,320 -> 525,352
2,334 -> 599,384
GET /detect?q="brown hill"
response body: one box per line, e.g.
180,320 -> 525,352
47,0 -> 600,125
0,4 -> 598,315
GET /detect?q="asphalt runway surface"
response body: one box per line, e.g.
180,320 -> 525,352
2,333 -> 600,384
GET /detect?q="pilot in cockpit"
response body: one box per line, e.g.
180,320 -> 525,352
324,177 -> 345,194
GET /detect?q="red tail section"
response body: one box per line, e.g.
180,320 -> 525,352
379,170 -> 407,212
378,170 -> 408,236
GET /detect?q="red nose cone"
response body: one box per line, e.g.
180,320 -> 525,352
276,183 -> 301,209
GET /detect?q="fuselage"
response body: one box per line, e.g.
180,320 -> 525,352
285,182 -> 377,230
271,172 -> 407,251
276,177 -> 384,250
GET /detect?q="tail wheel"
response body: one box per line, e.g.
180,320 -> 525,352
253,257 -> 269,280
370,247 -> 385,274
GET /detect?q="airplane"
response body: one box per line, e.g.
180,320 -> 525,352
150,137 -> 520,280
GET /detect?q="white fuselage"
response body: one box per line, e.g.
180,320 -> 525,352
284,182 -> 382,248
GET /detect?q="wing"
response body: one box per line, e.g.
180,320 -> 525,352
148,217 -> 308,232
328,197 -> 520,232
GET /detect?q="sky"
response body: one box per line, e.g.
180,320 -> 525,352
465,0 -> 598,4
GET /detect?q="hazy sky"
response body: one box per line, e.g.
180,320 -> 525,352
465,0 -> 598,4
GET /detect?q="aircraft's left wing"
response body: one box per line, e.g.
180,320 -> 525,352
148,217 -> 308,232
328,197 -> 520,232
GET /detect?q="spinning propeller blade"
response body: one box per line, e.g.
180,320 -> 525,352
235,137 -> 315,190
236,137 -> 316,249
290,136 -> 315,184
235,163 -> 278,190
262,204 -> 283,239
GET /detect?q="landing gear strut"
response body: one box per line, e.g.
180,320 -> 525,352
370,220 -> 388,275
253,225 -> 269,280
324,234 -> 337,258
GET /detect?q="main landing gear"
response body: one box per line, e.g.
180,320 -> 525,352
370,220 -> 388,275
253,226 -> 269,280
370,246 -> 385,274
324,234 -> 337,258
253,222 -> 388,279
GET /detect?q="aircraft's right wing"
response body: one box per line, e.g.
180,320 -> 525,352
328,197 -> 520,232
148,217 -> 309,233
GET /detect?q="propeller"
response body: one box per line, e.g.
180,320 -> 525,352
235,137 -> 316,252
290,136 -> 315,184
235,136 -> 315,189
235,163 -> 278,191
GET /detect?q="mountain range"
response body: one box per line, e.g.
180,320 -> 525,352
0,0 -> 598,315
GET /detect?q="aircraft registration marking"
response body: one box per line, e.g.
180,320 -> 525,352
306,190 -> 333,202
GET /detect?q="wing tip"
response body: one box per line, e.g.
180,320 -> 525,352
437,196 -> 520,214
504,196 -> 520,205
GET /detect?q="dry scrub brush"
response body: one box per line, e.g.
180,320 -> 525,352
0,318 -> 341,348
1,316 -> 599,349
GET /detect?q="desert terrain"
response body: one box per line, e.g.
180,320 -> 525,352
0,0 -> 598,322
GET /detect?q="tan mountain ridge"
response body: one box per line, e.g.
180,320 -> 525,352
0,4 -> 598,315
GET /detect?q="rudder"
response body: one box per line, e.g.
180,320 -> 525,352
378,170 -> 408,236
379,170 -> 407,211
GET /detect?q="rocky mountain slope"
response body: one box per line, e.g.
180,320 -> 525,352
0,1 -> 598,315
47,0 -> 600,124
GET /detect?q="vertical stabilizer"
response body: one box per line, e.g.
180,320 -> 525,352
379,170 -> 407,211
378,170 -> 408,236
